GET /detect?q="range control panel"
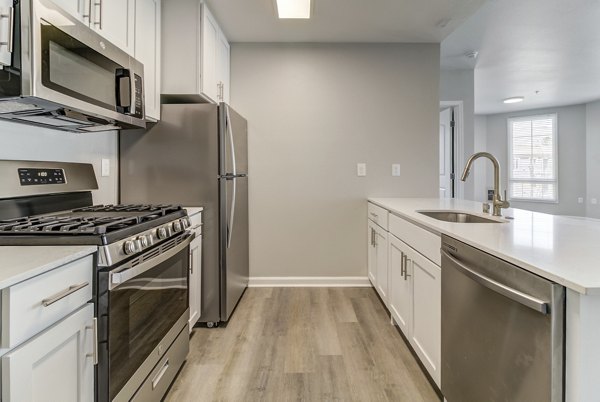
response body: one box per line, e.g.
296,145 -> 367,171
18,168 -> 66,186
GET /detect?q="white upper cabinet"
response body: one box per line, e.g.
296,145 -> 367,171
52,0 -> 90,23
162,0 -> 231,104
91,0 -> 135,55
134,0 -> 161,120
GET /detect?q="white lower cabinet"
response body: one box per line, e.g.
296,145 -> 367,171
368,219 -> 389,305
407,246 -> 441,386
389,235 -> 412,335
368,202 -> 441,388
2,304 -> 95,402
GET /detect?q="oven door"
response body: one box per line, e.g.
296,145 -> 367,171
102,232 -> 192,402
26,0 -> 145,126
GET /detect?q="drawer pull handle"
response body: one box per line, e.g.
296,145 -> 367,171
152,359 -> 170,389
370,212 -> 378,219
41,282 -> 89,307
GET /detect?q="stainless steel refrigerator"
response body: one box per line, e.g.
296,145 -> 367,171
119,103 -> 249,325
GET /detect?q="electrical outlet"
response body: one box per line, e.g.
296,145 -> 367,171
392,164 -> 401,177
578,197 -> 584,204
101,159 -> 110,177
592,198 -> 598,205
357,163 -> 367,177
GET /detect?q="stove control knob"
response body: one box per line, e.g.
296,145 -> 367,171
173,220 -> 183,233
157,227 -> 168,240
123,240 -> 137,255
138,235 -> 150,248
182,217 -> 191,229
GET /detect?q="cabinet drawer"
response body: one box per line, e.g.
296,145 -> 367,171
389,214 -> 441,265
368,203 -> 389,230
1,255 -> 94,349
132,326 -> 189,402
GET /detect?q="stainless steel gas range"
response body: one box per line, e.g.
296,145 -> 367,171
0,160 -> 192,402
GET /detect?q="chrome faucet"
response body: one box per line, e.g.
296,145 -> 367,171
461,152 -> 510,217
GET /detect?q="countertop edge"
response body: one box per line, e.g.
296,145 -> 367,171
368,198 -> 592,295
0,246 -> 97,290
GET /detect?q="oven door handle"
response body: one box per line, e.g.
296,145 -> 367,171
110,233 -> 194,290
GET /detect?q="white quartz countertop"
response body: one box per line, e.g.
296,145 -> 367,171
369,197 -> 600,295
0,246 -> 97,290
184,207 -> 204,217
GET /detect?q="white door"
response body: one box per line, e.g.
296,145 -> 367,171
389,235 -> 412,335
2,304 -> 95,402
439,107 -> 452,198
91,0 -> 135,55
216,29 -> 230,103
52,0 -> 89,23
374,224 -> 389,304
408,248 -> 441,387
134,0 -> 161,120
367,220 -> 377,286
188,234 -> 202,332
201,4 -> 219,102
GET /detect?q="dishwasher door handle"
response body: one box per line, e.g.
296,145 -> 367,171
442,250 -> 550,314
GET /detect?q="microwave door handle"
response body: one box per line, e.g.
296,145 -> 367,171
115,68 -> 132,114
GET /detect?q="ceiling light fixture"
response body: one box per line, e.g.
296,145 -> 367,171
503,97 -> 524,104
276,0 -> 311,19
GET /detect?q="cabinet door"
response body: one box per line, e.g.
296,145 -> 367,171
216,29 -> 230,103
53,0 -> 90,23
201,4 -> 219,102
134,0 -> 161,120
367,221 -> 377,286
389,235 -> 412,335
188,235 -> 202,332
408,248 -> 441,387
91,0 -> 135,55
2,304 -> 95,402
374,224 -> 389,304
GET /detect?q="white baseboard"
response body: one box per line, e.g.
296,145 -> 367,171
248,276 -> 372,288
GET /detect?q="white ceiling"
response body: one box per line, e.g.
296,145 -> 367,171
441,0 -> 600,115
205,0 -> 485,43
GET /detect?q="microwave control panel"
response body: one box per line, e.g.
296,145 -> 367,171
133,74 -> 144,119
18,168 -> 66,186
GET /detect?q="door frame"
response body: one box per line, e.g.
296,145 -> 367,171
440,101 -> 465,200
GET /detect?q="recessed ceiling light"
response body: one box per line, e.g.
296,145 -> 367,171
276,0 -> 311,19
503,97 -> 524,104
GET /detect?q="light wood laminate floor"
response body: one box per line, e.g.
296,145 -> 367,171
165,287 -> 440,402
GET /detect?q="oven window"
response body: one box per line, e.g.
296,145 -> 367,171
40,21 -> 122,110
108,249 -> 188,400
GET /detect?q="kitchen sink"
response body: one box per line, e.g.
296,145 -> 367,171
417,210 -> 506,223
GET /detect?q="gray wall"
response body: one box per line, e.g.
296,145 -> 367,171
231,43 -> 440,278
586,100 -> 600,218
481,104 -> 587,216
440,69 -> 475,199
0,121 -> 119,204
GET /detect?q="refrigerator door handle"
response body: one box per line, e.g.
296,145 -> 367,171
226,105 -> 237,176
227,178 -> 236,248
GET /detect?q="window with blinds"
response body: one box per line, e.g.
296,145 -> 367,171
507,114 -> 558,202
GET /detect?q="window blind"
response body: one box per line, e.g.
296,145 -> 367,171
508,114 -> 557,202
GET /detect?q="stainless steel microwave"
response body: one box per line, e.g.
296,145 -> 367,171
0,0 -> 145,132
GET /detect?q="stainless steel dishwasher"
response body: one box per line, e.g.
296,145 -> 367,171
441,235 -> 565,402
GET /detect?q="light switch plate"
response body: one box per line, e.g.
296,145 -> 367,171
101,159 -> 110,177
357,163 -> 367,177
592,198 -> 598,205
392,164 -> 401,177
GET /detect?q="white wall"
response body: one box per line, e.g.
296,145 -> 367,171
473,115 -> 488,202
586,100 -> 600,218
440,69 -> 475,199
480,104 -> 587,216
0,120 -> 118,204
231,43 -> 440,279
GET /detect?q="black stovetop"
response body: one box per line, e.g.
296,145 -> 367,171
0,204 -> 187,246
